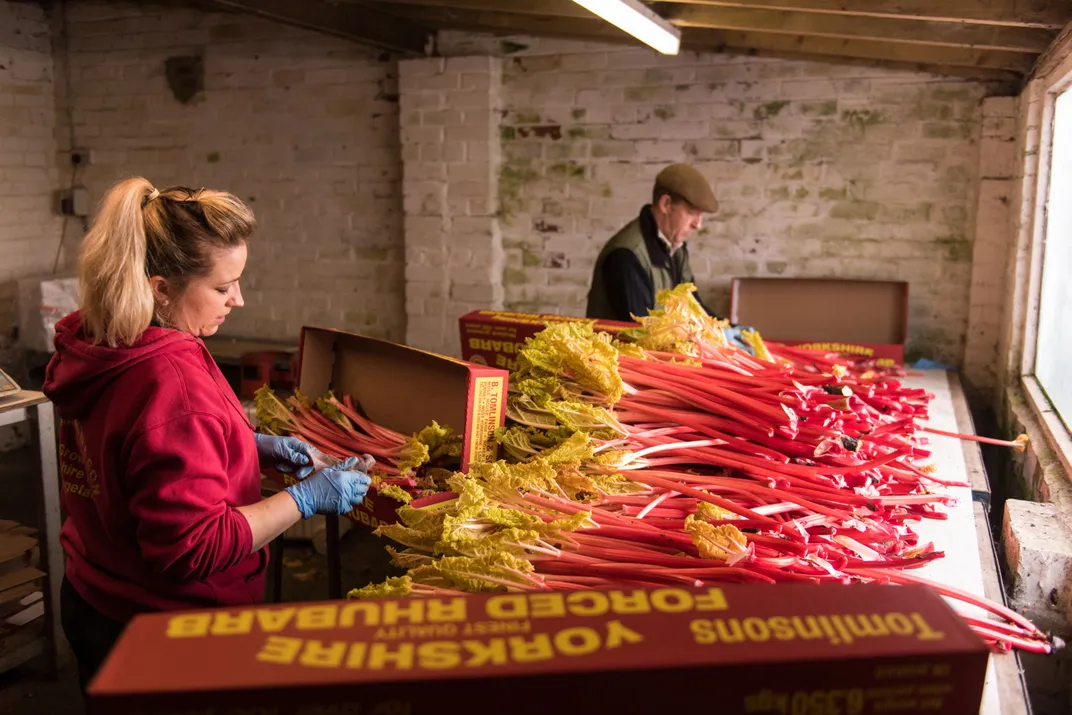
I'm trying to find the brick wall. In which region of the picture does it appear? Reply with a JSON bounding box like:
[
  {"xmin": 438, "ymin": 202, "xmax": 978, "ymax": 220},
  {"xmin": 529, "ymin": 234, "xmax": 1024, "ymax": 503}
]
[
  {"xmin": 991, "ymin": 30, "xmax": 1072, "ymax": 714},
  {"xmin": 0, "ymin": 0, "xmax": 63, "ymax": 380},
  {"xmin": 998, "ymin": 80, "xmax": 1045, "ymax": 409},
  {"xmin": 0, "ymin": 8, "xmax": 1013, "ymax": 370},
  {"xmin": 61, "ymin": 1, "xmax": 406, "ymax": 343},
  {"xmin": 994, "ymin": 30, "xmax": 1072, "ymax": 502},
  {"xmin": 399, "ymin": 56, "xmax": 503, "ymax": 356},
  {"xmin": 963, "ymin": 96, "xmax": 1017, "ymax": 400},
  {"xmin": 439, "ymin": 31, "xmax": 996, "ymax": 367}
]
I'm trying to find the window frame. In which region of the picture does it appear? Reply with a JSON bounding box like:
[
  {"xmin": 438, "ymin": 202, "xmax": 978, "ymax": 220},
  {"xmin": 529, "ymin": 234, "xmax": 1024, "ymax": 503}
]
[{"xmin": 1020, "ymin": 67, "xmax": 1072, "ymax": 478}]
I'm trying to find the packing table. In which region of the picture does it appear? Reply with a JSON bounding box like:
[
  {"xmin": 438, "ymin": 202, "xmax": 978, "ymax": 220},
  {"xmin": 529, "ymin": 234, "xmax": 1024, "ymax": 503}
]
[
  {"xmin": 289, "ymin": 367, "xmax": 1034, "ymax": 713},
  {"xmin": 201, "ymin": 353, "xmax": 1037, "ymax": 713},
  {"xmin": 907, "ymin": 370, "xmax": 1030, "ymax": 715}
]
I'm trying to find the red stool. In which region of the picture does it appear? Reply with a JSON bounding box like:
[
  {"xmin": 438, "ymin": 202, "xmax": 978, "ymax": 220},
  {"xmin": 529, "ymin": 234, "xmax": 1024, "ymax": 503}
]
[{"xmin": 240, "ymin": 351, "xmax": 296, "ymax": 400}]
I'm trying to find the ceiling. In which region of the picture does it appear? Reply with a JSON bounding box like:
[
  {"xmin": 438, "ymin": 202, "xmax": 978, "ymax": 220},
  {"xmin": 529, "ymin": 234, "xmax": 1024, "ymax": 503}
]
[{"xmin": 204, "ymin": 0, "xmax": 1072, "ymax": 83}]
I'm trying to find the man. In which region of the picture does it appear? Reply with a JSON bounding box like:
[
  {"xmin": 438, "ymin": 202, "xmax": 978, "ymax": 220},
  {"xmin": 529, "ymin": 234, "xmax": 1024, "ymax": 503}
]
[{"xmin": 586, "ymin": 163, "xmax": 751, "ymax": 348}]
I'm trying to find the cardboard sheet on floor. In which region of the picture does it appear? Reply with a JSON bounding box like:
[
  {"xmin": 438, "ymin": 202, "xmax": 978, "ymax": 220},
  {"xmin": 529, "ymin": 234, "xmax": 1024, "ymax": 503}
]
[
  {"xmin": 0, "ymin": 534, "xmax": 36, "ymax": 566},
  {"xmin": 0, "ymin": 567, "xmax": 45, "ymax": 594}
]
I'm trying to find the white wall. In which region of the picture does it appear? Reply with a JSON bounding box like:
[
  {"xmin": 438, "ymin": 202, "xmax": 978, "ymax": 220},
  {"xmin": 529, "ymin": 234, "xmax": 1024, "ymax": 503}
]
[
  {"xmin": 60, "ymin": 1, "xmax": 407, "ymax": 343},
  {"xmin": 0, "ymin": 0, "xmax": 63, "ymax": 378},
  {"xmin": 438, "ymin": 31, "xmax": 998, "ymax": 367}
]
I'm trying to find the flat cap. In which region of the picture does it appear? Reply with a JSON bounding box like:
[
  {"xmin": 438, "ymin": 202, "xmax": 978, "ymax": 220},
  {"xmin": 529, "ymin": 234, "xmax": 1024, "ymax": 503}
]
[{"xmin": 654, "ymin": 163, "xmax": 719, "ymax": 213}]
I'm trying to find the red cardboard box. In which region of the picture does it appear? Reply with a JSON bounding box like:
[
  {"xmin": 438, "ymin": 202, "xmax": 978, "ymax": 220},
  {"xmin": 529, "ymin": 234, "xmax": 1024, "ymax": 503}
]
[
  {"xmin": 265, "ymin": 327, "xmax": 509, "ymax": 531},
  {"xmin": 88, "ymin": 583, "xmax": 988, "ymax": 715},
  {"xmin": 460, "ymin": 310, "xmax": 635, "ymax": 372},
  {"xmin": 731, "ymin": 278, "xmax": 909, "ymax": 367}
]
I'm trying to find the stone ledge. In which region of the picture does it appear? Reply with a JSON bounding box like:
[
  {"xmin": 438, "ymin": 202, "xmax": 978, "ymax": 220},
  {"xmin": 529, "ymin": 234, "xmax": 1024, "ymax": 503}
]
[{"xmin": 1003, "ymin": 498, "xmax": 1072, "ymax": 634}]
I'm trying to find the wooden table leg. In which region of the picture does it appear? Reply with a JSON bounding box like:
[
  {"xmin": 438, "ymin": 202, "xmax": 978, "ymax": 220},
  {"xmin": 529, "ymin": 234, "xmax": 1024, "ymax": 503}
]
[
  {"xmin": 325, "ymin": 514, "xmax": 341, "ymax": 599},
  {"xmin": 32, "ymin": 401, "xmax": 67, "ymax": 675},
  {"xmin": 270, "ymin": 536, "xmax": 284, "ymax": 603}
]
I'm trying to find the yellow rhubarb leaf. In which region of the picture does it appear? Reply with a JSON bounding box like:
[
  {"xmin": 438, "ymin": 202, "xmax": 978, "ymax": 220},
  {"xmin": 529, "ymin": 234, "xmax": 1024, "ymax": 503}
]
[{"xmin": 685, "ymin": 513, "xmax": 747, "ymax": 561}]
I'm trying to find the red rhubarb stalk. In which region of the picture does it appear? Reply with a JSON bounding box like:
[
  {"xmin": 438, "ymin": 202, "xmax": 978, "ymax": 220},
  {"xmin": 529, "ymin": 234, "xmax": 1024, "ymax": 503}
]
[
  {"xmin": 921, "ymin": 427, "xmax": 1028, "ymax": 452},
  {"xmin": 846, "ymin": 567, "xmax": 1044, "ymax": 637}
]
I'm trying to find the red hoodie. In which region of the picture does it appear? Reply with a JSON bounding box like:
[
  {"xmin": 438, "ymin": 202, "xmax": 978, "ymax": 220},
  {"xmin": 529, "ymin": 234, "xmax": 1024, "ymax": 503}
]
[{"xmin": 44, "ymin": 311, "xmax": 266, "ymax": 622}]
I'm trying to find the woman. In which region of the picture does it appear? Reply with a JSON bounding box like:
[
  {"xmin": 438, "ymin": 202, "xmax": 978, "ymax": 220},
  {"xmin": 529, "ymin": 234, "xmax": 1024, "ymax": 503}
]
[{"xmin": 43, "ymin": 177, "xmax": 370, "ymax": 690}]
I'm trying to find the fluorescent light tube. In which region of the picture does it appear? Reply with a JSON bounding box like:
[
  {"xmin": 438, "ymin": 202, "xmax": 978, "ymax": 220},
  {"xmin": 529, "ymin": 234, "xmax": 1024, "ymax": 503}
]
[{"xmin": 572, "ymin": 0, "xmax": 681, "ymax": 55}]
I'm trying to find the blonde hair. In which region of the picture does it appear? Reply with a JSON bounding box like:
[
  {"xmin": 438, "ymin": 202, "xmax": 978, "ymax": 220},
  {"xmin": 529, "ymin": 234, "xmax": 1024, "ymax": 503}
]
[{"xmin": 78, "ymin": 177, "xmax": 256, "ymax": 346}]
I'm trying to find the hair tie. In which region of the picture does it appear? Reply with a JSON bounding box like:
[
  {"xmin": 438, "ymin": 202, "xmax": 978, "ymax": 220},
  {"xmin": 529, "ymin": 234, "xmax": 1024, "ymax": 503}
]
[{"xmin": 147, "ymin": 188, "xmax": 160, "ymax": 201}]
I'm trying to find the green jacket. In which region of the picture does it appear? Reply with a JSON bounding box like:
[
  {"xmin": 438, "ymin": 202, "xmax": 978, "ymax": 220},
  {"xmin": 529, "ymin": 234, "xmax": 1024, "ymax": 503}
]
[{"xmin": 586, "ymin": 205, "xmax": 705, "ymax": 321}]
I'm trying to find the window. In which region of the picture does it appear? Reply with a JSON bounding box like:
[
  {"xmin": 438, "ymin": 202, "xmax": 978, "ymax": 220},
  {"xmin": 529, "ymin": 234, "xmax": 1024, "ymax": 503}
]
[{"xmin": 1034, "ymin": 87, "xmax": 1072, "ymax": 432}]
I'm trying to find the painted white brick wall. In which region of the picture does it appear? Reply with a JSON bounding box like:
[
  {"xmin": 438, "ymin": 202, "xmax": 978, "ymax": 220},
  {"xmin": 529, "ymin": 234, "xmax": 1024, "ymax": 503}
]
[
  {"xmin": 0, "ymin": 0, "xmax": 63, "ymax": 368},
  {"xmin": 399, "ymin": 56, "xmax": 503, "ymax": 356},
  {"xmin": 440, "ymin": 31, "xmax": 995, "ymax": 367},
  {"xmin": 993, "ymin": 36, "xmax": 1072, "ymax": 710},
  {"xmin": 964, "ymin": 96, "xmax": 1017, "ymax": 398},
  {"xmin": 61, "ymin": 1, "xmax": 406, "ymax": 343},
  {"xmin": 1, "ymin": 8, "xmax": 1009, "ymax": 372}
]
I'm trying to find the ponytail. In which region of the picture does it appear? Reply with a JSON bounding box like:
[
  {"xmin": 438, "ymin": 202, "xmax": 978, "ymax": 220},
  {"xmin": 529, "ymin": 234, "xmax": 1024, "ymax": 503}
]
[
  {"xmin": 77, "ymin": 177, "xmax": 256, "ymax": 347},
  {"xmin": 78, "ymin": 177, "xmax": 156, "ymax": 347}
]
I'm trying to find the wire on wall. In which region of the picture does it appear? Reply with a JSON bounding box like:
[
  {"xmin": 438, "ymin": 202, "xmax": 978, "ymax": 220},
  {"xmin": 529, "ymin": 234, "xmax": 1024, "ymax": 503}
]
[{"xmin": 52, "ymin": 0, "xmax": 83, "ymax": 275}]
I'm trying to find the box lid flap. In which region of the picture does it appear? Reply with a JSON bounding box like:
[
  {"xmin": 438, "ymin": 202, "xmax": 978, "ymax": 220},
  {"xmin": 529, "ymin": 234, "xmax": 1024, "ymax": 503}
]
[
  {"xmin": 730, "ymin": 278, "xmax": 908, "ymax": 344},
  {"xmin": 299, "ymin": 328, "xmax": 478, "ymax": 438}
]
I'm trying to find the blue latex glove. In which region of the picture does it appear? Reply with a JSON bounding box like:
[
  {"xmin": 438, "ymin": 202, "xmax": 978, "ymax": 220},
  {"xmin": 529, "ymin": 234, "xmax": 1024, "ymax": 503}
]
[
  {"xmin": 254, "ymin": 433, "xmax": 313, "ymax": 479},
  {"xmin": 912, "ymin": 358, "xmax": 955, "ymax": 371},
  {"xmin": 285, "ymin": 457, "xmax": 372, "ymax": 519},
  {"xmin": 723, "ymin": 325, "xmax": 756, "ymax": 356}
]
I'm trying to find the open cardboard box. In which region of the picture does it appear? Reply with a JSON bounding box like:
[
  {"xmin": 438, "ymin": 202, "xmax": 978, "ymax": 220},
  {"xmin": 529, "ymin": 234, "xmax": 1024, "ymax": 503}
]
[
  {"xmin": 87, "ymin": 582, "xmax": 988, "ymax": 714},
  {"xmin": 730, "ymin": 278, "xmax": 909, "ymax": 367},
  {"xmin": 460, "ymin": 310, "xmax": 636, "ymax": 372},
  {"xmin": 264, "ymin": 327, "xmax": 509, "ymax": 532},
  {"xmin": 0, "ymin": 367, "xmax": 19, "ymax": 398}
]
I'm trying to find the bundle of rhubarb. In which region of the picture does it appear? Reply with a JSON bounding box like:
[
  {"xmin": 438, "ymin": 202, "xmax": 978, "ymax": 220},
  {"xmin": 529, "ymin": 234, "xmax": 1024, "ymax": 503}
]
[
  {"xmin": 255, "ymin": 386, "xmax": 462, "ymax": 501},
  {"xmin": 350, "ymin": 286, "xmax": 1054, "ymax": 655}
]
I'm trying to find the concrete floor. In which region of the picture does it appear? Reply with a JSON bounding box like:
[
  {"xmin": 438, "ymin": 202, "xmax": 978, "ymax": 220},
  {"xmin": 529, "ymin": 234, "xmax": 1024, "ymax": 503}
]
[{"xmin": 0, "ymin": 445, "xmax": 402, "ymax": 715}]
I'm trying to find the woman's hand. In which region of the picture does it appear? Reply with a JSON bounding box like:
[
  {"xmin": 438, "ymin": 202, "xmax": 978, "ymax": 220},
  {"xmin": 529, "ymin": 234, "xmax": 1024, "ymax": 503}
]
[
  {"xmin": 284, "ymin": 457, "xmax": 372, "ymax": 520},
  {"xmin": 254, "ymin": 433, "xmax": 313, "ymax": 478}
]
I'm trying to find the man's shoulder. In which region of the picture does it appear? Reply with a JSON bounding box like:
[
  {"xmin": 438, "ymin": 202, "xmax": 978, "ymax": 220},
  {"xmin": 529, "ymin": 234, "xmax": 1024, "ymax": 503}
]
[
  {"xmin": 604, "ymin": 217, "xmax": 645, "ymax": 249},
  {"xmin": 604, "ymin": 247, "xmax": 642, "ymax": 266}
]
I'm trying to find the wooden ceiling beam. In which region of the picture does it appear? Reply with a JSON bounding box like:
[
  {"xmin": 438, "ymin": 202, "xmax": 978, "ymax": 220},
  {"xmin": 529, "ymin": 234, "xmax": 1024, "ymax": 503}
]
[
  {"xmin": 689, "ymin": 45, "xmax": 1023, "ymax": 84},
  {"xmin": 655, "ymin": 1, "xmax": 1071, "ymax": 29},
  {"xmin": 204, "ymin": 0, "xmax": 432, "ymax": 53},
  {"xmin": 381, "ymin": 5, "xmax": 1029, "ymax": 79},
  {"xmin": 683, "ymin": 27, "xmax": 1036, "ymax": 72},
  {"xmin": 660, "ymin": 4, "xmax": 1054, "ymax": 52},
  {"xmin": 1031, "ymin": 25, "xmax": 1072, "ymax": 79},
  {"xmin": 376, "ymin": 6, "xmax": 639, "ymax": 43},
  {"xmin": 360, "ymin": 0, "xmax": 593, "ymax": 18}
]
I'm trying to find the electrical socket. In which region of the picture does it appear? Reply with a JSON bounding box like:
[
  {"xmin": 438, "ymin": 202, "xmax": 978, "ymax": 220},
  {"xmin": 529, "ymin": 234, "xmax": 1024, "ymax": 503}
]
[{"xmin": 70, "ymin": 148, "xmax": 93, "ymax": 166}]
